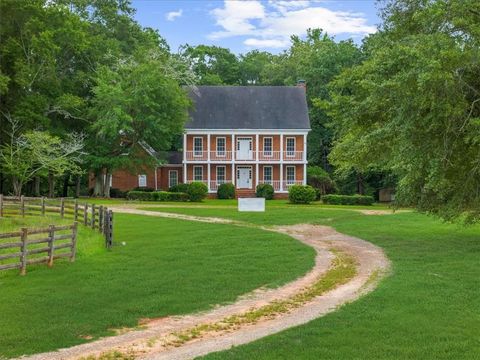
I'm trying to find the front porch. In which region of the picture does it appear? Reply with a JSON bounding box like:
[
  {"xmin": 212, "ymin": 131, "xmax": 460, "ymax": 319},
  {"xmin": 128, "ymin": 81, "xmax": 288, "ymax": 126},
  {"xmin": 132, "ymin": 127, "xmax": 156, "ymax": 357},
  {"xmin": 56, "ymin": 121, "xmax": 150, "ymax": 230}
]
[{"xmin": 184, "ymin": 164, "xmax": 306, "ymax": 194}]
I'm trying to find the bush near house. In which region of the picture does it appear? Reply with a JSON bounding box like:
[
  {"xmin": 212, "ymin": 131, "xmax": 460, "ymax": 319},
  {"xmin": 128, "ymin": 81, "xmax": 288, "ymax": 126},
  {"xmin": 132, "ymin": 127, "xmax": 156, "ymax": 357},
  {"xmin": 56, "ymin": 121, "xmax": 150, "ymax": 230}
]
[
  {"xmin": 169, "ymin": 183, "xmax": 189, "ymax": 193},
  {"xmin": 109, "ymin": 188, "xmax": 126, "ymax": 198},
  {"xmin": 256, "ymin": 183, "xmax": 275, "ymax": 200},
  {"xmin": 131, "ymin": 187, "xmax": 155, "ymax": 192},
  {"xmin": 126, "ymin": 191, "xmax": 189, "ymax": 201},
  {"xmin": 322, "ymin": 194, "xmax": 374, "ymax": 206},
  {"xmin": 217, "ymin": 183, "xmax": 235, "ymax": 199},
  {"xmin": 288, "ymin": 185, "xmax": 316, "ymax": 204},
  {"xmin": 187, "ymin": 182, "xmax": 208, "ymax": 202}
]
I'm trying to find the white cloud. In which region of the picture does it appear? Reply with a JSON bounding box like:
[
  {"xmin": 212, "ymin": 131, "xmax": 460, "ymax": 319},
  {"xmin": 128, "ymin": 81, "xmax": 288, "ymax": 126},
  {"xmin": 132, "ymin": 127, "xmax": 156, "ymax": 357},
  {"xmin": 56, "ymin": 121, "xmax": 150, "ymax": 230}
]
[
  {"xmin": 244, "ymin": 38, "xmax": 289, "ymax": 48},
  {"xmin": 166, "ymin": 9, "xmax": 183, "ymax": 21},
  {"xmin": 209, "ymin": 0, "xmax": 265, "ymax": 39},
  {"xmin": 209, "ymin": 0, "xmax": 377, "ymax": 49}
]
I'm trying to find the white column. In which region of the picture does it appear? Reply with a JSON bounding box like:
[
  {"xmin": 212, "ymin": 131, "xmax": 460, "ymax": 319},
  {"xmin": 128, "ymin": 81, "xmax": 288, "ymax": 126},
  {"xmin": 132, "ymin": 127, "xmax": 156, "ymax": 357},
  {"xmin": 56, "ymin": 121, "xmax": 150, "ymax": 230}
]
[
  {"xmin": 207, "ymin": 134, "xmax": 211, "ymax": 191},
  {"xmin": 231, "ymin": 134, "xmax": 235, "ymax": 185},
  {"xmin": 255, "ymin": 133, "xmax": 259, "ymax": 161},
  {"xmin": 303, "ymin": 133, "xmax": 307, "ymax": 185},
  {"xmin": 280, "ymin": 134, "xmax": 284, "ymax": 191},
  {"xmin": 255, "ymin": 163, "xmax": 259, "ymax": 188},
  {"xmin": 183, "ymin": 133, "xmax": 187, "ymax": 183},
  {"xmin": 154, "ymin": 166, "xmax": 158, "ymax": 190}
]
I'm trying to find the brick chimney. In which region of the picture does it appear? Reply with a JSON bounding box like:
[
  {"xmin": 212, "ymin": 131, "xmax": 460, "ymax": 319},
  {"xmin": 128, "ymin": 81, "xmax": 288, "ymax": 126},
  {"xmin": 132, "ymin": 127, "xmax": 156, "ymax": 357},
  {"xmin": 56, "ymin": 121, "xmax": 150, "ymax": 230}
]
[{"xmin": 296, "ymin": 79, "xmax": 306, "ymax": 91}]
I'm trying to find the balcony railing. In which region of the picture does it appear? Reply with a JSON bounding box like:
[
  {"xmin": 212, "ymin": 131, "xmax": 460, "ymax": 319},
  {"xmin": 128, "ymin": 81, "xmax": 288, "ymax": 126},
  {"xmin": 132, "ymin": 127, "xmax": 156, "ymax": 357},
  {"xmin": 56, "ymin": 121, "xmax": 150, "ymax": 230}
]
[
  {"xmin": 185, "ymin": 150, "xmax": 304, "ymax": 162},
  {"xmin": 258, "ymin": 180, "xmax": 281, "ymax": 191}
]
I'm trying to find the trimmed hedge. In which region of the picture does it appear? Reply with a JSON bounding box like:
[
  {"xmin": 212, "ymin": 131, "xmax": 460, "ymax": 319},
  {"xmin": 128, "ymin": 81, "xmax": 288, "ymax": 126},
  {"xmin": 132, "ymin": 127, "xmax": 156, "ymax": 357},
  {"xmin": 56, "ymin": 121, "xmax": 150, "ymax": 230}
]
[
  {"xmin": 256, "ymin": 183, "xmax": 274, "ymax": 200},
  {"xmin": 131, "ymin": 187, "xmax": 155, "ymax": 192},
  {"xmin": 322, "ymin": 194, "xmax": 374, "ymax": 206},
  {"xmin": 187, "ymin": 182, "xmax": 208, "ymax": 202},
  {"xmin": 288, "ymin": 185, "xmax": 316, "ymax": 204},
  {"xmin": 127, "ymin": 191, "xmax": 154, "ymax": 201},
  {"xmin": 217, "ymin": 183, "xmax": 235, "ymax": 199},
  {"xmin": 169, "ymin": 183, "xmax": 189, "ymax": 193},
  {"xmin": 127, "ymin": 190, "xmax": 189, "ymax": 201}
]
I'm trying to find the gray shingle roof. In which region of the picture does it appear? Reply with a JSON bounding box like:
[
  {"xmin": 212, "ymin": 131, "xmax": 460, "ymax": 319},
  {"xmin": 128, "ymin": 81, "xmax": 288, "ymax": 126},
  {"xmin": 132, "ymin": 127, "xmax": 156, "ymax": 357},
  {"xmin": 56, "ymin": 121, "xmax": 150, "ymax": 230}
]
[{"xmin": 185, "ymin": 86, "xmax": 310, "ymax": 130}]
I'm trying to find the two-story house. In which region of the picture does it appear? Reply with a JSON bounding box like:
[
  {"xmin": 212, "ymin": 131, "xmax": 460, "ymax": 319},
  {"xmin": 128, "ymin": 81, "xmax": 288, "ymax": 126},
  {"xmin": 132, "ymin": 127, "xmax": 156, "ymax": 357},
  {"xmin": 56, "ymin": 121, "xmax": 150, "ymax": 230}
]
[
  {"xmin": 93, "ymin": 85, "xmax": 310, "ymax": 198},
  {"xmin": 183, "ymin": 85, "xmax": 310, "ymax": 198}
]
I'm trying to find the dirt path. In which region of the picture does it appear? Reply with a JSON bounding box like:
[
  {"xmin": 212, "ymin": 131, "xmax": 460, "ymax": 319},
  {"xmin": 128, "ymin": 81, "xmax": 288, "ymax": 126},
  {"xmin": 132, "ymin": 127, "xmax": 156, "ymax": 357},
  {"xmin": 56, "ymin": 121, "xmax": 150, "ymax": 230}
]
[{"xmin": 19, "ymin": 208, "xmax": 390, "ymax": 360}]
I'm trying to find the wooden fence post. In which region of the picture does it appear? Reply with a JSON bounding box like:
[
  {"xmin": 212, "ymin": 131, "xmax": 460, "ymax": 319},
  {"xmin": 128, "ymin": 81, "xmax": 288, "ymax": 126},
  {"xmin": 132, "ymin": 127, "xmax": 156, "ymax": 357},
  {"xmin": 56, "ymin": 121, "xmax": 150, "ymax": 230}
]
[
  {"xmin": 47, "ymin": 224, "xmax": 55, "ymax": 267},
  {"xmin": 41, "ymin": 196, "xmax": 45, "ymax": 216},
  {"xmin": 71, "ymin": 222, "xmax": 78, "ymax": 262},
  {"xmin": 83, "ymin": 203, "xmax": 88, "ymax": 226},
  {"xmin": 20, "ymin": 195, "xmax": 25, "ymax": 217},
  {"xmin": 60, "ymin": 198, "xmax": 65, "ymax": 218},
  {"xmin": 74, "ymin": 200, "xmax": 78, "ymax": 222},
  {"xmin": 20, "ymin": 227, "xmax": 28, "ymax": 275},
  {"xmin": 106, "ymin": 210, "xmax": 113, "ymax": 248},
  {"xmin": 91, "ymin": 204, "xmax": 96, "ymax": 229},
  {"xmin": 98, "ymin": 205, "xmax": 104, "ymax": 232},
  {"xmin": 0, "ymin": 194, "xmax": 3, "ymax": 217},
  {"xmin": 103, "ymin": 207, "xmax": 108, "ymax": 235}
]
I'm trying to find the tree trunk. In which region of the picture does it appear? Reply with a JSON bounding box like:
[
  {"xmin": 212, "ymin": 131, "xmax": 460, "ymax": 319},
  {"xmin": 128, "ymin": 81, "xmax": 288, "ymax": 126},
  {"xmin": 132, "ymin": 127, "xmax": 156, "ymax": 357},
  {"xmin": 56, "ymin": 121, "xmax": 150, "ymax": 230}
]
[
  {"xmin": 104, "ymin": 172, "xmax": 111, "ymax": 198},
  {"xmin": 34, "ymin": 176, "xmax": 41, "ymax": 197},
  {"xmin": 93, "ymin": 170, "xmax": 104, "ymax": 197},
  {"xmin": 75, "ymin": 175, "xmax": 81, "ymax": 198},
  {"xmin": 356, "ymin": 172, "xmax": 365, "ymax": 195},
  {"xmin": 12, "ymin": 176, "xmax": 22, "ymax": 197},
  {"xmin": 62, "ymin": 175, "xmax": 69, "ymax": 197},
  {"xmin": 48, "ymin": 172, "xmax": 55, "ymax": 198}
]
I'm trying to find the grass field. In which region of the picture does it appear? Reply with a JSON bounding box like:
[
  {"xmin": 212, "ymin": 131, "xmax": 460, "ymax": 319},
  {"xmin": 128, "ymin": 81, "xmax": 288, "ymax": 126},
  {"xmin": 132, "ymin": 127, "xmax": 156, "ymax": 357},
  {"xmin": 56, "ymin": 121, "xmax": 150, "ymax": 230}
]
[
  {"xmin": 136, "ymin": 206, "xmax": 480, "ymax": 359},
  {"xmin": 0, "ymin": 214, "xmax": 314, "ymax": 358}
]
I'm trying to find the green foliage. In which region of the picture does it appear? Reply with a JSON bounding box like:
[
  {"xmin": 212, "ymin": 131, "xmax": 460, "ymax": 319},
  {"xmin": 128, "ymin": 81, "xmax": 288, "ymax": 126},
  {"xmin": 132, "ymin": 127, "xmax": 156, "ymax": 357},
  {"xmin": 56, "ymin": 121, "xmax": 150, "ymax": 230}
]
[
  {"xmin": 327, "ymin": 0, "xmax": 480, "ymax": 222},
  {"xmin": 288, "ymin": 185, "xmax": 317, "ymax": 204},
  {"xmin": 153, "ymin": 191, "xmax": 189, "ymax": 202},
  {"xmin": 109, "ymin": 188, "xmax": 126, "ymax": 198},
  {"xmin": 321, "ymin": 194, "xmax": 374, "ymax": 206},
  {"xmin": 131, "ymin": 187, "xmax": 155, "ymax": 192},
  {"xmin": 169, "ymin": 183, "xmax": 189, "ymax": 193},
  {"xmin": 307, "ymin": 166, "xmax": 336, "ymax": 198},
  {"xmin": 256, "ymin": 183, "xmax": 275, "ymax": 200},
  {"xmin": 187, "ymin": 182, "xmax": 208, "ymax": 202},
  {"xmin": 217, "ymin": 183, "xmax": 235, "ymax": 199},
  {"xmin": 126, "ymin": 191, "xmax": 154, "ymax": 201}
]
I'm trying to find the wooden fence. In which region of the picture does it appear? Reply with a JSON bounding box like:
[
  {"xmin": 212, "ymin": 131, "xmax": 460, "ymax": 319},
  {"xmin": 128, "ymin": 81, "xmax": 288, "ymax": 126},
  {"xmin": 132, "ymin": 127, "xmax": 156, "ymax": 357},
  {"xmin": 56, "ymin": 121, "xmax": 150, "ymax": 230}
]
[
  {"xmin": 0, "ymin": 222, "xmax": 78, "ymax": 275},
  {"xmin": 0, "ymin": 195, "xmax": 113, "ymax": 248}
]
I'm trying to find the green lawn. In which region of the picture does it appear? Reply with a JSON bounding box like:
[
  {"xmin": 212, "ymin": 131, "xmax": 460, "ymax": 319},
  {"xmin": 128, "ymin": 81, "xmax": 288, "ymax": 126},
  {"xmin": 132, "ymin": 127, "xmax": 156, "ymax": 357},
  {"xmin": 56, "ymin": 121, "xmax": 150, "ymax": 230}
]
[
  {"xmin": 0, "ymin": 214, "xmax": 314, "ymax": 358},
  {"xmin": 136, "ymin": 207, "xmax": 479, "ymax": 359}
]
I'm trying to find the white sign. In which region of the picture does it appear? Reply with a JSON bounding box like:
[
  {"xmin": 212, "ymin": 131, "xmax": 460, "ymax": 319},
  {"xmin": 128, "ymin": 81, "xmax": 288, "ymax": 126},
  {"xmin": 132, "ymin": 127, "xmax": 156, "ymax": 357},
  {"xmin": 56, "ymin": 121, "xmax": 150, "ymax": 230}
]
[{"xmin": 238, "ymin": 198, "xmax": 265, "ymax": 212}]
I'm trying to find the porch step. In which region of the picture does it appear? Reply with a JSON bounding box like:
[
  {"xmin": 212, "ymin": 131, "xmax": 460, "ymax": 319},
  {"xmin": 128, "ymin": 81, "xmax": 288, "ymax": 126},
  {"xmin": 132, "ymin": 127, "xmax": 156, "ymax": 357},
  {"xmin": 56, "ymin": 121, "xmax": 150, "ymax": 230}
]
[{"xmin": 235, "ymin": 189, "xmax": 256, "ymax": 198}]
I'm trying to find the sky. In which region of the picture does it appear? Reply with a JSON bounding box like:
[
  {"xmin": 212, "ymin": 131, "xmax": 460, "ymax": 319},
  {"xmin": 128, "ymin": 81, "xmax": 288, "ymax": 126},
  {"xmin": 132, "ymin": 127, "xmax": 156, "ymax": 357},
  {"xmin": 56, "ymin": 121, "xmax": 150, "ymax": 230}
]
[{"xmin": 131, "ymin": 0, "xmax": 380, "ymax": 54}]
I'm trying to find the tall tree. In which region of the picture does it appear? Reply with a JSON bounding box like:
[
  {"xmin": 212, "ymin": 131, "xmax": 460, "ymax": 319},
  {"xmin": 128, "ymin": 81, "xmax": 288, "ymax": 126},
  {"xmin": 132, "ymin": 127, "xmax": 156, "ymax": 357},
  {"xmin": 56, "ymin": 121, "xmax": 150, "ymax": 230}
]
[{"xmin": 328, "ymin": 0, "xmax": 480, "ymax": 222}]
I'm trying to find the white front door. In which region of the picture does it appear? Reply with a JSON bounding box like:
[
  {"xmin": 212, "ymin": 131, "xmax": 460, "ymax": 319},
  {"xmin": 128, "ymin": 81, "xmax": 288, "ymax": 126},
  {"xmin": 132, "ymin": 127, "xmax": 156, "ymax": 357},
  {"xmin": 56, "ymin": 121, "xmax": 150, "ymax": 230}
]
[
  {"xmin": 237, "ymin": 167, "xmax": 252, "ymax": 189},
  {"xmin": 237, "ymin": 138, "xmax": 252, "ymax": 160}
]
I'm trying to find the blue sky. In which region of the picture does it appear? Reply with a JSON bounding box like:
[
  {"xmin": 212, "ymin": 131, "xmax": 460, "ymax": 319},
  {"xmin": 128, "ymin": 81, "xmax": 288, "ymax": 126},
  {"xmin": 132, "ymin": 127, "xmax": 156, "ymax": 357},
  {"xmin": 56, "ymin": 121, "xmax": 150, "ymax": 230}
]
[{"xmin": 131, "ymin": 0, "xmax": 380, "ymax": 54}]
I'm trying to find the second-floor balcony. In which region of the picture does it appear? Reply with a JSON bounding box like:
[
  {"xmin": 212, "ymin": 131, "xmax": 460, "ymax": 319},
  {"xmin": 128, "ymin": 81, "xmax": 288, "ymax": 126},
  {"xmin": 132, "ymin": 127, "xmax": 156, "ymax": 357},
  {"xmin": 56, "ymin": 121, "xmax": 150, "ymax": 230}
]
[{"xmin": 185, "ymin": 151, "xmax": 304, "ymax": 162}]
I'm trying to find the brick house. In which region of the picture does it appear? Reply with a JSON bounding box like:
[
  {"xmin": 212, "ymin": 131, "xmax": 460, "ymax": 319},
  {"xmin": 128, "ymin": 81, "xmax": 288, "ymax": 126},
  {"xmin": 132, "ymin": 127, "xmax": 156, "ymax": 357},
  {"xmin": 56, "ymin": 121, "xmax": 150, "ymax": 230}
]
[{"xmin": 97, "ymin": 85, "xmax": 310, "ymax": 198}]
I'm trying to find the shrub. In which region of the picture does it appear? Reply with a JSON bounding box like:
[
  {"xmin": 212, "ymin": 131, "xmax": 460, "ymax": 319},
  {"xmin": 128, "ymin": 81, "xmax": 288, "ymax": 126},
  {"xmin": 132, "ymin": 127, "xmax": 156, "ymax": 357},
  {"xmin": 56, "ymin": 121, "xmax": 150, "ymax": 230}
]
[
  {"xmin": 153, "ymin": 191, "xmax": 189, "ymax": 202},
  {"xmin": 307, "ymin": 166, "xmax": 336, "ymax": 199},
  {"xmin": 109, "ymin": 188, "xmax": 126, "ymax": 198},
  {"xmin": 256, "ymin": 183, "xmax": 274, "ymax": 200},
  {"xmin": 126, "ymin": 191, "xmax": 154, "ymax": 201},
  {"xmin": 131, "ymin": 187, "xmax": 155, "ymax": 192},
  {"xmin": 169, "ymin": 183, "xmax": 189, "ymax": 193},
  {"xmin": 288, "ymin": 185, "xmax": 316, "ymax": 204},
  {"xmin": 217, "ymin": 183, "xmax": 235, "ymax": 199},
  {"xmin": 322, "ymin": 194, "xmax": 374, "ymax": 206},
  {"xmin": 187, "ymin": 182, "xmax": 208, "ymax": 202}
]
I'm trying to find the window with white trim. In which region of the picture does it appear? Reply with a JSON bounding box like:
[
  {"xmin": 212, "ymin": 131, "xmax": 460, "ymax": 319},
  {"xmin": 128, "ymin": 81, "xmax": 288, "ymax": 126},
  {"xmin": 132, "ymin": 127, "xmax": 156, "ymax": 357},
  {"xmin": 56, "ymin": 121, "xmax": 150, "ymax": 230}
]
[
  {"xmin": 263, "ymin": 137, "xmax": 272, "ymax": 156},
  {"xmin": 263, "ymin": 166, "xmax": 272, "ymax": 184},
  {"xmin": 286, "ymin": 137, "xmax": 295, "ymax": 156},
  {"xmin": 138, "ymin": 174, "xmax": 147, "ymax": 187},
  {"xmin": 193, "ymin": 166, "xmax": 203, "ymax": 181},
  {"xmin": 286, "ymin": 166, "xmax": 295, "ymax": 185},
  {"xmin": 168, "ymin": 170, "xmax": 178, "ymax": 188},
  {"xmin": 193, "ymin": 137, "xmax": 203, "ymax": 156},
  {"xmin": 216, "ymin": 137, "xmax": 226, "ymax": 156},
  {"xmin": 216, "ymin": 166, "xmax": 226, "ymax": 184}
]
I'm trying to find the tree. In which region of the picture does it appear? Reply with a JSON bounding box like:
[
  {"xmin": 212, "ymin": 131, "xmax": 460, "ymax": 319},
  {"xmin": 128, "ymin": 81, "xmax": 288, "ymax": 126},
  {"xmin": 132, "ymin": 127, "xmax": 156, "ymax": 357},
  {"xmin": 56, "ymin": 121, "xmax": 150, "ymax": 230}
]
[
  {"xmin": 328, "ymin": 0, "xmax": 480, "ymax": 222},
  {"xmin": 238, "ymin": 50, "xmax": 276, "ymax": 85},
  {"xmin": 88, "ymin": 50, "xmax": 191, "ymax": 197},
  {"xmin": 180, "ymin": 44, "xmax": 240, "ymax": 85},
  {"xmin": 0, "ymin": 117, "xmax": 84, "ymax": 196}
]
